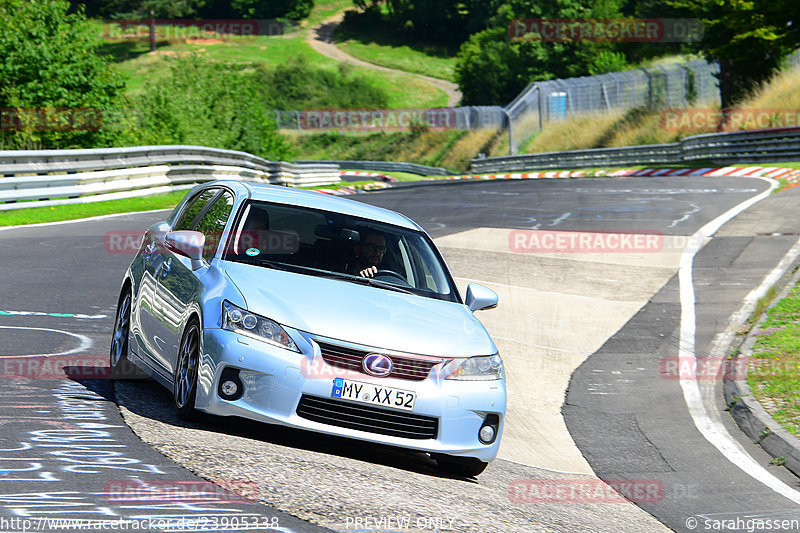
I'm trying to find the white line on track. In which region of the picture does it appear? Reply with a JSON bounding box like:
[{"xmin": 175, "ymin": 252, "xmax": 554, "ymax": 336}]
[
  {"xmin": 0, "ymin": 325, "xmax": 93, "ymax": 358},
  {"xmin": 0, "ymin": 310, "xmax": 107, "ymax": 319},
  {"xmin": 678, "ymin": 177, "xmax": 800, "ymax": 504}
]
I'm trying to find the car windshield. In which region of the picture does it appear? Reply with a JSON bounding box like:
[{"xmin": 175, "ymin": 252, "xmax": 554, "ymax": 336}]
[{"xmin": 222, "ymin": 200, "xmax": 459, "ymax": 302}]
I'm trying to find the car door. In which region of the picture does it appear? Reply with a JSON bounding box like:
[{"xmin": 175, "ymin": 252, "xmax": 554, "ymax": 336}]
[
  {"xmin": 155, "ymin": 188, "xmax": 235, "ymax": 376},
  {"xmin": 143, "ymin": 188, "xmax": 220, "ymax": 378}
]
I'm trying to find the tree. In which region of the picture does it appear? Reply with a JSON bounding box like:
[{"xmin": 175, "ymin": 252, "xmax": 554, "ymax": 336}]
[
  {"xmin": 68, "ymin": 0, "xmax": 200, "ymax": 18},
  {"xmin": 353, "ymin": 0, "xmax": 498, "ymax": 45},
  {"xmin": 0, "ymin": 0, "xmax": 125, "ymax": 149},
  {"xmin": 670, "ymin": 0, "xmax": 800, "ymax": 106},
  {"xmin": 455, "ymin": 0, "xmax": 627, "ymax": 105},
  {"xmin": 122, "ymin": 56, "xmax": 289, "ymax": 159},
  {"xmin": 228, "ymin": 0, "xmax": 313, "ymax": 20}
]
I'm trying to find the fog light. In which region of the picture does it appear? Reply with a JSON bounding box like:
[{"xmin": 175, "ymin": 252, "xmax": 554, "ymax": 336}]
[
  {"xmin": 218, "ymin": 368, "xmax": 243, "ymax": 401},
  {"xmin": 478, "ymin": 414, "xmax": 500, "ymax": 444},
  {"xmin": 221, "ymin": 380, "xmax": 238, "ymax": 397}
]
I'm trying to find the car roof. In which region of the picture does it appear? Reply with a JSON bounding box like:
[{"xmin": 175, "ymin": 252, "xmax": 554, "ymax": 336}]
[{"xmin": 220, "ymin": 180, "xmax": 422, "ymax": 231}]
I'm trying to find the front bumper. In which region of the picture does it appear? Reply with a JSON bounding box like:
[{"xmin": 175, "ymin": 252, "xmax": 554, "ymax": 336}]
[{"xmin": 195, "ymin": 328, "xmax": 507, "ymax": 462}]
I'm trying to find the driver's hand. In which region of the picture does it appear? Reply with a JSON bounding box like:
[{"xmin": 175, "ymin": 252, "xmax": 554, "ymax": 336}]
[{"xmin": 359, "ymin": 266, "xmax": 377, "ymax": 278}]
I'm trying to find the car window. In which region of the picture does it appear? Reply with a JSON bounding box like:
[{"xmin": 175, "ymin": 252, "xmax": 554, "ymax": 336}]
[
  {"xmin": 224, "ymin": 200, "xmax": 458, "ymax": 302},
  {"xmin": 195, "ymin": 190, "xmax": 235, "ymax": 261},
  {"xmin": 173, "ymin": 189, "xmax": 218, "ymax": 232}
]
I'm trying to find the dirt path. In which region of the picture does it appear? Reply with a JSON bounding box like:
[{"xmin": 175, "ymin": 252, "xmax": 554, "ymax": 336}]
[{"xmin": 306, "ymin": 12, "xmax": 462, "ymax": 107}]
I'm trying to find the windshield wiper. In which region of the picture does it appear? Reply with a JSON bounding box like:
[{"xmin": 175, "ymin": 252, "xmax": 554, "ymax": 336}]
[
  {"xmin": 343, "ymin": 275, "xmax": 414, "ymax": 294},
  {"xmin": 239, "ymin": 259, "xmax": 413, "ymax": 294},
  {"xmin": 303, "ymin": 270, "xmax": 413, "ymax": 294}
]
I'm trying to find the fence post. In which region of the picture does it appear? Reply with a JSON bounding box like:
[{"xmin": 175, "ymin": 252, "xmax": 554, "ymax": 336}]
[
  {"xmin": 658, "ymin": 65, "xmax": 670, "ymax": 107},
  {"xmin": 504, "ymin": 109, "xmax": 514, "ymax": 156},
  {"xmin": 537, "ymin": 86, "xmax": 544, "ymax": 131},
  {"xmin": 678, "ymin": 64, "xmax": 689, "ymax": 107},
  {"xmin": 640, "ymin": 67, "xmax": 653, "ymax": 108}
]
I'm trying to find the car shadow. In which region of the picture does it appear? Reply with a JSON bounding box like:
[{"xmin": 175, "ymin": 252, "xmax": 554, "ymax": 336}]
[{"xmin": 112, "ymin": 377, "xmax": 481, "ymax": 483}]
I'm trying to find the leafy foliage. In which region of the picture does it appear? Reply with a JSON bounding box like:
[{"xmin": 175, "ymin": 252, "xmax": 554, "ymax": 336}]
[
  {"xmin": 114, "ymin": 56, "xmax": 290, "ymax": 159},
  {"xmin": 0, "ymin": 0, "xmax": 125, "ymax": 149},
  {"xmin": 77, "ymin": 0, "xmax": 198, "ymax": 18},
  {"xmin": 70, "ymin": 0, "xmax": 315, "ymax": 20},
  {"xmin": 588, "ymin": 50, "xmax": 629, "ymax": 75},
  {"xmin": 353, "ymin": 0, "xmax": 495, "ymax": 45},
  {"xmin": 668, "ymin": 0, "xmax": 800, "ymax": 106},
  {"xmin": 455, "ymin": 0, "xmax": 627, "ymax": 105},
  {"xmin": 259, "ymin": 56, "xmax": 389, "ymax": 110}
]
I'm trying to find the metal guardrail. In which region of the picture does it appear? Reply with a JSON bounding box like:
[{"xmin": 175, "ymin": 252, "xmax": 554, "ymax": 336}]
[
  {"xmin": 0, "ymin": 145, "xmax": 341, "ymax": 210},
  {"xmin": 471, "ymin": 127, "xmax": 800, "ymax": 172},
  {"xmin": 294, "ymin": 160, "xmax": 456, "ymax": 176}
]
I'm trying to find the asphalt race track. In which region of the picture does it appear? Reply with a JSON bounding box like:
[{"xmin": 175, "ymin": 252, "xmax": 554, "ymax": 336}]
[{"xmin": 1, "ymin": 175, "xmax": 799, "ymax": 532}]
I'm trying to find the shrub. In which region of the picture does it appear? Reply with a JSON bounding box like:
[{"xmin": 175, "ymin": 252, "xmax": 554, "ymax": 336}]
[{"xmin": 116, "ymin": 56, "xmax": 289, "ymax": 159}]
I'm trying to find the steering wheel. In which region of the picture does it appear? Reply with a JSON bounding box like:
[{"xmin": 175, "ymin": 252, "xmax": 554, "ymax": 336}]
[{"xmin": 373, "ymin": 269, "xmax": 410, "ymax": 285}]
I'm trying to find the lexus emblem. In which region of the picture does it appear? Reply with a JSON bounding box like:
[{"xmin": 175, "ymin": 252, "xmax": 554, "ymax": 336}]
[{"xmin": 363, "ymin": 353, "xmax": 393, "ymax": 377}]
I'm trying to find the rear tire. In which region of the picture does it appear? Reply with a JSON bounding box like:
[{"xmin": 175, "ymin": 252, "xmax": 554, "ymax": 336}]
[
  {"xmin": 174, "ymin": 319, "xmax": 201, "ymax": 420},
  {"xmin": 434, "ymin": 455, "xmax": 488, "ymax": 477}
]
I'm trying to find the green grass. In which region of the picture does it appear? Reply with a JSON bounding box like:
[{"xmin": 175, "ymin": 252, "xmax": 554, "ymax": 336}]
[
  {"xmin": 304, "ymin": 0, "xmax": 354, "ymax": 28},
  {"xmin": 0, "ymin": 191, "xmax": 187, "ymax": 227},
  {"xmin": 95, "ymin": 18, "xmax": 448, "ymax": 108},
  {"xmin": 334, "ymin": 27, "xmax": 458, "ymax": 82},
  {"xmin": 747, "ymin": 281, "xmax": 800, "ymax": 435}
]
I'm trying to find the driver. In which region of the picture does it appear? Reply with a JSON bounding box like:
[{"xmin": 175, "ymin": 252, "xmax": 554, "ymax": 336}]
[{"xmin": 353, "ymin": 228, "xmax": 386, "ymax": 278}]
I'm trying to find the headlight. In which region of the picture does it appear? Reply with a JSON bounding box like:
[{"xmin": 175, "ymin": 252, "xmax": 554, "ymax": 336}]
[
  {"xmin": 442, "ymin": 354, "xmax": 505, "ymax": 381},
  {"xmin": 222, "ymin": 301, "xmax": 298, "ymax": 352}
]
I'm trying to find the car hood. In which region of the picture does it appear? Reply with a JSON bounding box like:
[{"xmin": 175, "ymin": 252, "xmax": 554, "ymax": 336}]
[{"xmin": 225, "ymin": 262, "xmax": 497, "ymax": 357}]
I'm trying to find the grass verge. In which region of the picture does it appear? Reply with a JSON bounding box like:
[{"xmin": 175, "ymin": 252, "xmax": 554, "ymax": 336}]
[
  {"xmin": 747, "ymin": 276, "xmax": 800, "ymax": 435},
  {"xmin": 333, "ymin": 27, "xmax": 457, "ymax": 82},
  {"xmin": 0, "ymin": 191, "xmax": 187, "ymax": 227}
]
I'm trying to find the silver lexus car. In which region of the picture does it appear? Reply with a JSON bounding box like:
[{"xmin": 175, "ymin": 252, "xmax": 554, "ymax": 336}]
[{"xmin": 110, "ymin": 180, "xmax": 506, "ymax": 476}]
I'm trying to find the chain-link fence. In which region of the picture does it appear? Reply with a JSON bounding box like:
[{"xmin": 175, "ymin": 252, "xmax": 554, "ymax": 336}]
[
  {"xmin": 505, "ymin": 59, "xmax": 721, "ymax": 154},
  {"xmin": 271, "ymin": 51, "xmax": 800, "ymax": 154},
  {"xmin": 272, "ymin": 107, "xmax": 505, "ymax": 134}
]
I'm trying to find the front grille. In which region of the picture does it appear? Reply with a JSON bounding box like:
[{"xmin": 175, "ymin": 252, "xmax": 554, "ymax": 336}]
[
  {"xmin": 316, "ymin": 340, "xmax": 440, "ymax": 381},
  {"xmin": 296, "ymin": 395, "xmax": 439, "ymax": 440}
]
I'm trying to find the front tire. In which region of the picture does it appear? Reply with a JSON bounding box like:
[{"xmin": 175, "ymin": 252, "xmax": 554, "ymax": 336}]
[
  {"xmin": 174, "ymin": 320, "xmax": 201, "ymax": 420},
  {"xmin": 109, "ymin": 287, "xmax": 132, "ymax": 378}
]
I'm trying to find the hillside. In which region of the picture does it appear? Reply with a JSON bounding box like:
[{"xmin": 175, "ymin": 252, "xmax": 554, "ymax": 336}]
[
  {"xmin": 520, "ymin": 68, "xmax": 800, "ymax": 156},
  {"xmin": 92, "ymin": 1, "xmax": 799, "ymax": 170},
  {"xmin": 100, "ymin": 0, "xmax": 450, "ymax": 109}
]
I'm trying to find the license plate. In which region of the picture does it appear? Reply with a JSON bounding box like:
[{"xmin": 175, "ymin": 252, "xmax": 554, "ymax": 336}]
[{"xmin": 331, "ymin": 378, "xmax": 416, "ymax": 411}]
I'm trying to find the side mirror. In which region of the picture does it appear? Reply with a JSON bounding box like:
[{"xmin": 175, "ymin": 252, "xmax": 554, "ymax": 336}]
[
  {"xmin": 166, "ymin": 231, "xmax": 206, "ymax": 271},
  {"xmin": 465, "ymin": 283, "xmax": 498, "ymax": 312}
]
